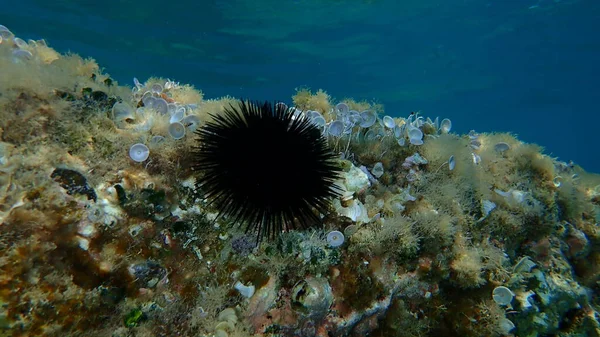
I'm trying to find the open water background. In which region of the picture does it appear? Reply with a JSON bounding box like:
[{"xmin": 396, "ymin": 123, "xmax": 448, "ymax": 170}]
[{"xmin": 1, "ymin": 0, "xmax": 599, "ymax": 171}]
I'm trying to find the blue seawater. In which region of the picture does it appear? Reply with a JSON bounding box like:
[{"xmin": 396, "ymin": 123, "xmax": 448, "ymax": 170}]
[{"xmin": 1, "ymin": 0, "xmax": 598, "ymax": 171}]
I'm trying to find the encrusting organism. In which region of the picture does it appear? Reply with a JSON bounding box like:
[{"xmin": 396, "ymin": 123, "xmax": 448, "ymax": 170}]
[{"xmin": 192, "ymin": 100, "xmax": 342, "ymax": 241}]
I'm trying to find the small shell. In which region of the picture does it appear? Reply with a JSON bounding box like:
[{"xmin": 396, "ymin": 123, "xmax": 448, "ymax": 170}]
[
  {"xmin": 553, "ymin": 176, "xmax": 562, "ymax": 188},
  {"xmin": 448, "ymin": 155, "xmax": 455, "ymax": 171}
]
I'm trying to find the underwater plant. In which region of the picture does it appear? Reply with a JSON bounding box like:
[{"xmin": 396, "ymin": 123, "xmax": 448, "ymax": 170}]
[{"xmin": 192, "ymin": 100, "xmax": 342, "ymax": 241}]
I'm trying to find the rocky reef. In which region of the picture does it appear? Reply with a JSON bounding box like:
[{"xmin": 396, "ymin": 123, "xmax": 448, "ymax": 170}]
[{"xmin": 1, "ymin": 25, "xmax": 600, "ymax": 337}]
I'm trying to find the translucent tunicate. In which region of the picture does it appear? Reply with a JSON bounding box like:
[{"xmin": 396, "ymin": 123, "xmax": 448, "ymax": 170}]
[
  {"xmin": 11, "ymin": 49, "xmax": 33, "ymax": 62},
  {"xmin": 468, "ymin": 130, "xmax": 479, "ymax": 140},
  {"xmin": 382, "ymin": 116, "xmax": 395, "ymax": 129},
  {"xmin": 150, "ymin": 135, "xmax": 165, "ymax": 147},
  {"xmin": 169, "ymin": 108, "xmax": 185, "ymax": 123},
  {"xmin": 394, "ymin": 125, "xmax": 402, "ymax": 138},
  {"xmin": 492, "ymin": 286, "xmax": 514, "ymax": 306},
  {"xmin": 371, "ymin": 162, "xmax": 384, "ymax": 178},
  {"xmin": 472, "ymin": 153, "xmax": 481, "ymax": 165},
  {"xmin": 275, "ymin": 102, "xmax": 288, "ymax": 111},
  {"xmin": 494, "ymin": 142, "xmax": 511, "ymax": 153},
  {"xmin": 407, "ymin": 126, "xmax": 423, "ymax": 145},
  {"xmin": 413, "ymin": 116, "xmax": 424, "ymax": 128},
  {"xmin": 142, "ymin": 95, "xmax": 156, "ymax": 108},
  {"xmin": 481, "ymin": 200, "xmax": 496, "ymax": 216},
  {"xmin": 364, "ymin": 130, "xmax": 377, "ymax": 142},
  {"xmin": 135, "ymin": 115, "xmax": 154, "ymax": 132},
  {"xmin": 513, "ymin": 256, "xmax": 536, "ymax": 273},
  {"xmin": 129, "ymin": 143, "xmax": 150, "ymax": 162},
  {"xmin": 348, "ymin": 110, "xmax": 361, "ymax": 125},
  {"xmin": 440, "ymin": 118, "xmax": 452, "ymax": 134},
  {"xmin": 336, "ymin": 102, "xmax": 349, "ymax": 115},
  {"xmin": 13, "ymin": 37, "xmax": 28, "ymax": 49},
  {"xmin": 167, "ymin": 103, "xmax": 178, "ymax": 115},
  {"xmin": 234, "ymin": 281, "xmax": 255, "ymax": 298},
  {"xmin": 359, "ymin": 110, "xmax": 377, "ymax": 128},
  {"xmin": 307, "ymin": 110, "xmax": 322, "ymax": 120},
  {"xmin": 328, "ymin": 120, "xmax": 344, "ymax": 137},
  {"xmin": 182, "ymin": 115, "xmax": 201, "ymax": 132},
  {"xmin": 153, "ymin": 98, "xmax": 169, "ymax": 115},
  {"xmin": 326, "ymin": 230, "xmax": 345, "ymax": 247},
  {"xmin": 499, "ymin": 318, "xmax": 515, "ymax": 334},
  {"xmin": 344, "ymin": 225, "xmax": 359, "ymax": 237},
  {"xmin": 111, "ymin": 102, "xmax": 135, "ymax": 123},
  {"xmin": 397, "ymin": 138, "xmax": 406, "ymax": 146},
  {"xmin": 168, "ymin": 122, "xmax": 186, "ymax": 139},
  {"xmin": 312, "ymin": 116, "xmax": 326, "ymax": 128},
  {"xmin": 0, "ymin": 25, "xmax": 14, "ymax": 40},
  {"xmin": 151, "ymin": 83, "xmax": 163, "ymax": 94}
]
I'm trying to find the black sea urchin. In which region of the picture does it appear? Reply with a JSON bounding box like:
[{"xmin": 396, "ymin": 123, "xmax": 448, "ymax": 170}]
[{"xmin": 193, "ymin": 100, "xmax": 342, "ymax": 241}]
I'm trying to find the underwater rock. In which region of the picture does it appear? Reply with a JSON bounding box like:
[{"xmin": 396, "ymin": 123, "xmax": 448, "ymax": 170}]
[{"xmin": 51, "ymin": 167, "xmax": 97, "ymax": 201}]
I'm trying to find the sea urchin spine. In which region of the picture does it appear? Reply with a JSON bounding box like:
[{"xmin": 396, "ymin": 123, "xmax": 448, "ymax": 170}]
[{"xmin": 193, "ymin": 100, "xmax": 341, "ymax": 241}]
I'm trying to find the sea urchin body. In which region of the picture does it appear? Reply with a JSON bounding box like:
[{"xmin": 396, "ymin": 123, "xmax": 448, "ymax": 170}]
[{"xmin": 193, "ymin": 100, "xmax": 342, "ymax": 241}]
